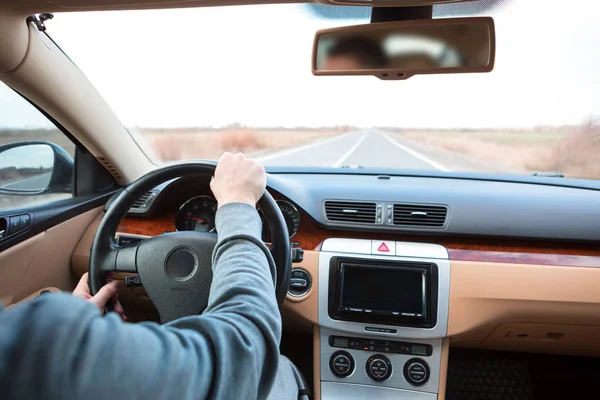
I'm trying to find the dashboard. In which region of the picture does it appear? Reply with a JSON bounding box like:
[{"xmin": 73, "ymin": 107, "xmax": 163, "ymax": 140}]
[
  {"xmin": 75, "ymin": 171, "xmax": 600, "ymax": 400},
  {"xmin": 115, "ymin": 172, "xmax": 600, "ymax": 261}
]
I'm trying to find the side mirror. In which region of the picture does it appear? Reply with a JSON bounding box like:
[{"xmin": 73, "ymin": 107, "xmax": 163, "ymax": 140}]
[{"xmin": 0, "ymin": 142, "xmax": 74, "ymax": 195}]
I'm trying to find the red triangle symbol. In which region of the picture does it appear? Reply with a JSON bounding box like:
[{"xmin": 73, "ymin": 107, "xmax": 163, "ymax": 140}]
[{"xmin": 377, "ymin": 242, "xmax": 390, "ymax": 252}]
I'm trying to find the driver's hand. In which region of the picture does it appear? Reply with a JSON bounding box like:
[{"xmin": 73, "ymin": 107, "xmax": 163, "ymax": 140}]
[
  {"xmin": 73, "ymin": 273, "xmax": 127, "ymax": 321},
  {"xmin": 211, "ymin": 152, "xmax": 266, "ymax": 208}
]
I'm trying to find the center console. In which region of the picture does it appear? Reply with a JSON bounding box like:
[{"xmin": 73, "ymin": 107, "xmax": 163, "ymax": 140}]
[{"xmin": 317, "ymin": 238, "xmax": 451, "ymax": 399}]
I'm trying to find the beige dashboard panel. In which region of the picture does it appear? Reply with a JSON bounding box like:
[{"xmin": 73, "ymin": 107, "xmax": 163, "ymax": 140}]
[
  {"xmin": 481, "ymin": 322, "xmax": 600, "ymax": 357},
  {"xmin": 449, "ymin": 261, "xmax": 600, "ymax": 356},
  {"xmin": 283, "ymin": 250, "xmax": 319, "ymax": 325}
]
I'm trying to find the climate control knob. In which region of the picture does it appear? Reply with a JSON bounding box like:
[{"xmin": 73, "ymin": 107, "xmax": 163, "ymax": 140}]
[
  {"xmin": 329, "ymin": 351, "xmax": 354, "ymax": 378},
  {"xmin": 403, "ymin": 358, "xmax": 430, "ymax": 386},
  {"xmin": 365, "ymin": 354, "xmax": 392, "ymax": 382}
]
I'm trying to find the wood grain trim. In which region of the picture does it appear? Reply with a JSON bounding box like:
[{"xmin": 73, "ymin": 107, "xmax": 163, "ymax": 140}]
[
  {"xmin": 117, "ymin": 207, "xmax": 600, "ymax": 268},
  {"xmin": 118, "ymin": 213, "xmax": 176, "ymax": 237},
  {"xmin": 288, "ymin": 207, "xmax": 600, "ymax": 262},
  {"xmin": 293, "ymin": 211, "xmax": 600, "ymax": 266},
  {"xmin": 448, "ymin": 250, "xmax": 600, "ymax": 268}
]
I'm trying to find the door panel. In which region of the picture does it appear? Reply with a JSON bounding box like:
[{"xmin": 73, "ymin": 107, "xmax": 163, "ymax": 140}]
[
  {"xmin": 71, "ymin": 211, "xmax": 103, "ymax": 278},
  {"xmin": 0, "ymin": 206, "xmax": 102, "ymax": 305},
  {"xmin": 7, "ymin": 287, "xmax": 62, "ymax": 308},
  {"xmin": 0, "ymin": 78, "xmax": 119, "ymax": 306}
]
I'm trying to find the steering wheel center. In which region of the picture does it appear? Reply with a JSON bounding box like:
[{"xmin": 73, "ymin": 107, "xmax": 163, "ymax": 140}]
[{"xmin": 165, "ymin": 247, "xmax": 198, "ymax": 282}]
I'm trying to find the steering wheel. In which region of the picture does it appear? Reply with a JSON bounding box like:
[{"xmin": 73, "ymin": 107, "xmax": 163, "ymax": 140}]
[{"xmin": 89, "ymin": 161, "xmax": 292, "ymax": 323}]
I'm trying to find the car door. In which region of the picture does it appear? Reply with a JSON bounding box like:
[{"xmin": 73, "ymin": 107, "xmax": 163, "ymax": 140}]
[{"xmin": 0, "ymin": 82, "xmax": 118, "ymax": 306}]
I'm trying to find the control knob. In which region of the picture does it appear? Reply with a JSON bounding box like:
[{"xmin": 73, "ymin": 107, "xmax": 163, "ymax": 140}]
[
  {"xmin": 365, "ymin": 354, "xmax": 392, "ymax": 382},
  {"xmin": 403, "ymin": 358, "xmax": 430, "ymax": 386},
  {"xmin": 329, "ymin": 351, "xmax": 354, "ymax": 378}
]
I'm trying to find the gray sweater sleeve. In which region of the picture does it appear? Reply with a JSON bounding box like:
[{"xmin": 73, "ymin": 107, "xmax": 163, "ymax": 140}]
[{"xmin": 0, "ymin": 202, "xmax": 281, "ymax": 400}]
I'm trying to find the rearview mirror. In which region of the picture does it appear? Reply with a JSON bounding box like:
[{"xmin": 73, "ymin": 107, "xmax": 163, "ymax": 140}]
[
  {"xmin": 0, "ymin": 142, "xmax": 74, "ymax": 195},
  {"xmin": 313, "ymin": 17, "xmax": 495, "ymax": 80}
]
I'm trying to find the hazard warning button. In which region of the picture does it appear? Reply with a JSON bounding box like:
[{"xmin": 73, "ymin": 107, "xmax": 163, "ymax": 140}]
[{"xmin": 371, "ymin": 240, "xmax": 396, "ymax": 256}]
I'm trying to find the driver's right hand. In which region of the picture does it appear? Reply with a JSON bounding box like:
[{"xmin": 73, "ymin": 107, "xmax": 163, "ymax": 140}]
[{"xmin": 210, "ymin": 152, "xmax": 266, "ymax": 209}]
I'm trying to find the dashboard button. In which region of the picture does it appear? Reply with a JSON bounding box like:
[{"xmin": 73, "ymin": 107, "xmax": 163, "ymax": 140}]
[
  {"xmin": 288, "ymin": 268, "xmax": 311, "ymax": 297},
  {"xmin": 366, "ymin": 354, "xmax": 392, "ymax": 382},
  {"xmin": 403, "ymin": 358, "xmax": 430, "ymax": 386},
  {"xmin": 19, "ymin": 214, "xmax": 30, "ymax": 229},
  {"xmin": 290, "ymin": 278, "xmax": 307, "ymax": 288},
  {"xmin": 117, "ymin": 235, "xmax": 145, "ymax": 247},
  {"xmin": 291, "ymin": 248, "xmax": 304, "ymax": 263},
  {"xmin": 371, "ymin": 240, "xmax": 396, "ymax": 255},
  {"xmin": 8, "ymin": 217, "xmax": 20, "ymax": 234},
  {"xmin": 124, "ymin": 275, "xmax": 143, "ymax": 287},
  {"xmin": 330, "ymin": 351, "xmax": 354, "ymax": 378}
]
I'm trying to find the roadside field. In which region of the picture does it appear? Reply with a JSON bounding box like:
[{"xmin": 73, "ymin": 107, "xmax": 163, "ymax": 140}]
[
  {"xmin": 0, "ymin": 129, "xmax": 76, "ymax": 156},
  {"xmin": 399, "ymin": 127, "xmax": 599, "ymax": 179},
  {"xmin": 142, "ymin": 127, "xmax": 349, "ymax": 162}
]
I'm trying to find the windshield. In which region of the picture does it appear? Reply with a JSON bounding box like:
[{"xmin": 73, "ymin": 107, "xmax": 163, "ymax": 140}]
[{"xmin": 35, "ymin": 1, "xmax": 600, "ymax": 179}]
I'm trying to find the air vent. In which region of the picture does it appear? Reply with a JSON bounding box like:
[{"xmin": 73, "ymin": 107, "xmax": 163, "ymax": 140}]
[
  {"xmin": 97, "ymin": 157, "xmax": 123, "ymax": 180},
  {"xmin": 129, "ymin": 191, "xmax": 158, "ymax": 214},
  {"xmin": 393, "ymin": 204, "xmax": 448, "ymax": 227},
  {"xmin": 325, "ymin": 201, "xmax": 376, "ymax": 224},
  {"xmin": 132, "ymin": 192, "xmax": 152, "ymax": 209}
]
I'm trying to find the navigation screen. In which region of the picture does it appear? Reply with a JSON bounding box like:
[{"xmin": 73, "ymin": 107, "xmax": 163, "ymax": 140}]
[{"xmin": 340, "ymin": 263, "xmax": 426, "ymax": 318}]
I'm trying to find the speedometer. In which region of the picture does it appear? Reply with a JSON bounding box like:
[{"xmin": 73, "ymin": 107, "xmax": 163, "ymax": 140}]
[
  {"xmin": 175, "ymin": 195, "xmax": 218, "ymax": 232},
  {"xmin": 262, "ymin": 200, "xmax": 301, "ymax": 242}
]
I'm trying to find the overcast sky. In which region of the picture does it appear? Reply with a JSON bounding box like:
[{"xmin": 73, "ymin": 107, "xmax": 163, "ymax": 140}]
[{"xmin": 1, "ymin": 0, "xmax": 599, "ymax": 129}]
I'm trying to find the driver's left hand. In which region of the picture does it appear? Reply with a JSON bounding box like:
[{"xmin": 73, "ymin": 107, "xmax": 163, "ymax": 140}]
[{"xmin": 73, "ymin": 272, "xmax": 127, "ymax": 321}]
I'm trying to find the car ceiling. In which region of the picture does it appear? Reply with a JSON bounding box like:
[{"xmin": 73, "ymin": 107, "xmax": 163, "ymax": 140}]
[{"xmin": 2, "ymin": 0, "xmax": 512, "ymax": 17}]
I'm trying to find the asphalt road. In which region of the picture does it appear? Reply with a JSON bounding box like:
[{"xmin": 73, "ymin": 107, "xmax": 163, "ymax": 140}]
[
  {"xmin": 1, "ymin": 172, "xmax": 51, "ymax": 191},
  {"xmin": 256, "ymin": 129, "xmax": 452, "ymax": 171}
]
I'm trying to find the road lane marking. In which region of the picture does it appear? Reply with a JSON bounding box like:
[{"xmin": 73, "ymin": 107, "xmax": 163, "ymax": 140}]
[
  {"xmin": 255, "ymin": 131, "xmax": 361, "ymax": 163},
  {"xmin": 330, "ymin": 132, "xmax": 368, "ymax": 167},
  {"xmin": 382, "ymin": 133, "xmax": 450, "ymax": 172}
]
